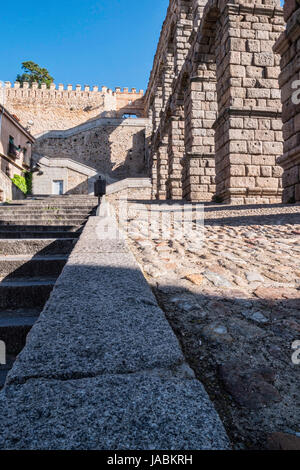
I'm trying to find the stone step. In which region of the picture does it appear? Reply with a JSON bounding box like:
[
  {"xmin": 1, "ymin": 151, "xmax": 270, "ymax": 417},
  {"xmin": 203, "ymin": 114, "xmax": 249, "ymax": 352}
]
[
  {"xmin": 0, "ymin": 279, "xmax": 55, "ymax": 309},
  {"xmin": 26, "ymin": 196, "xmax": 98, "ymax": 200},
  {"xmin": 0, "ymin": 224, "xmax": 83, "ymax": 232},
  {"xmin": 0, "ymin": 231, "xmax": 80, "ymax": 239},
  {"xmin": 0, "ymin": 205, "xmax": 97, "ymax": 212},
  {"xmin": 0, "ymin": 206, "xmax": 95, "ymax": 211},
  {"xmin": 0, "ymin": 309, "xmax": 40, "ymax": 356},
  {"xmin": 0, "ymin": 356, "xmax": 17, "ymax": 389},
  {"xmin": 3, "ymin": 202, "xmax": 97, "ymax": 207},
  {"xmin": 0, "ymin": 255, "xmax": 68, "ymax": 278},
  {"xmin": 0, "ymin": 239, "xmax": 76, "ymax": 255},
  {"xmin": 0, "ymin": 219, "xmax": 86, "ymax": 226},
  {"xmin": 0, "ymin": 218, "xmax": 88, "ymax": 224},
  {"xmin": 0, "ymin": 209, "xmax": 95, "ymax": 215}
]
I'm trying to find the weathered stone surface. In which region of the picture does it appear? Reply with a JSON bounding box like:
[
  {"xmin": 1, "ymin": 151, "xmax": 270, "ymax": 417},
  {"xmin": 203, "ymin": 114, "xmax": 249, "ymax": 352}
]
[
  {"xmin": 0, "ymin": 203, "xmax": 231, "ymax": 450},
  {"xmin": 7, "ymin": 249, "xmax": 186, "ymax": 384},
  {"xmin": 0, "ymin": 374, "xmax": 230, "ymax": 450},
  {"xmin": 33, "ymin": 118, "xmax": 149, "ymax": 189},
  {"xmin": 114, "ymin": 199, "xmax": 300, "ymax": 449},
  {"xmin": 184, "ymin": 273, "xmax": 204, "ymax": 285},
  {"xmin": 274, "ymin": 3, "xmax": 300, "ymax": 203}
]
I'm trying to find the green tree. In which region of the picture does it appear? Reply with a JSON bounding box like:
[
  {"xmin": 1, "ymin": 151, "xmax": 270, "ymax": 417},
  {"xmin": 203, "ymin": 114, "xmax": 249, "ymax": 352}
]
[{"xmin": 16, "ymin": 61, "xmax": 54, "ymax": 88}]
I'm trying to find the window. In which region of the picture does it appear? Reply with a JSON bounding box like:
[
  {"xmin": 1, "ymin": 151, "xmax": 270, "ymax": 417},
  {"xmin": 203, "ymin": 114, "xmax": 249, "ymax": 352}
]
[
  {"xmin": 122, "ymin": 113, "xmax": 138, "ymax": 119},
  {"xmin": 8, "ymin": 136, "xmax": 22, "ymax": 159}
]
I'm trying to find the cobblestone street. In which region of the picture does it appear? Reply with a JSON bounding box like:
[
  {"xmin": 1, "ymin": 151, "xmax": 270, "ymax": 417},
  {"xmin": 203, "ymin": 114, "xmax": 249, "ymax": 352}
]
[{"xmin": 112, "ymin": 199, "xmax": 300, "ymax": 449}]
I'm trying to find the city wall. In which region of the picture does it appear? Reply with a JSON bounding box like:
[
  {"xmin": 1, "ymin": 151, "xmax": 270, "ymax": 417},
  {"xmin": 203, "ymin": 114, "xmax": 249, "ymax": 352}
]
[{"xmin": 2, "ymin": 82, "xmax": 145, "ymax": 136}]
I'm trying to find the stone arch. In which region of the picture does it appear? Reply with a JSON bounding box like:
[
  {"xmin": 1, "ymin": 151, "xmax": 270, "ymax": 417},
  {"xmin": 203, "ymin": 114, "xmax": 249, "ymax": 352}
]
[{"xmin": 146, "ymin": 0, "xmax": 284, "ymax": 203}]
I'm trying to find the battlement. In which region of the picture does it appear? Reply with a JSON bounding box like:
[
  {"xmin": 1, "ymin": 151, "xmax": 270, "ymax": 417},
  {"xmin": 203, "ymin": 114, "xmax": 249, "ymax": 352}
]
[
  {"xmin": 1, "ymin": 81, "xmax": 144, "ymax": 97},
  {"xmin": 2, "ymin": 81, "xmax": 145, "ymax": 135},
  {"xmin": 115, "ymin": 87, "xmax": 144, "ymax": 96}
]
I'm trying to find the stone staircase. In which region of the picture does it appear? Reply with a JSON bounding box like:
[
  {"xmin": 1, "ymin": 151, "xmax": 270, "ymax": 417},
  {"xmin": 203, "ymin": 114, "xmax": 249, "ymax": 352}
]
[{"xmin": 0, "ymin": 196, "xmax": 98, "ymax": 388}]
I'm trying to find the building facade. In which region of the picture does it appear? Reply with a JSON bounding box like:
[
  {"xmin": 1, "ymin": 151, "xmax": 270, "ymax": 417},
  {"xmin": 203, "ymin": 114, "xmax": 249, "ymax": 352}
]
[
  {"xmin": 1, "ymin": 83, "xmax": 149, "ymax": 197},
  {"xmin": 0, "ymin": 105, "xmax": 35, "ymax": 201}
]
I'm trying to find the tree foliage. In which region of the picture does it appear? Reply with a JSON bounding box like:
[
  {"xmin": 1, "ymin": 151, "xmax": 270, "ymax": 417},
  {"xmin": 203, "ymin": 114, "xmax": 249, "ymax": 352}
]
[
  {"xmin": 16, "ymin": 61, "xmax": 54, "ymax": 88},
  {"xmin": 12, "ymin": 172, "xmax": 33, "ymax": 195},
  {"xmin": 12, "ymin": 174, "xmax": 27, "ymax": 194}
]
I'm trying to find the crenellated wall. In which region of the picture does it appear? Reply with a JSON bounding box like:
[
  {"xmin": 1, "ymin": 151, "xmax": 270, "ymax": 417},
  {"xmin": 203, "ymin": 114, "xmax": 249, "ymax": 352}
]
[{"xmin": 1, "ymin": 82, "xmax": 144, "ymax": 136}]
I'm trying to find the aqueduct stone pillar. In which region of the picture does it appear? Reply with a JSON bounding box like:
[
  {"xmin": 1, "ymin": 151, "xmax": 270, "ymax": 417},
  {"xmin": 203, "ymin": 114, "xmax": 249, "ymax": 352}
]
[
  {"xmin": 274, "ymin": 0, "xmax": 300, "ymax": 203},
  {"xmin": 166, "ymin": 115, "xmax": 185, "ymax": 199},
  {"xmin": 146, "ymin": 0, "xmax": 285, "ymax": 204},
  {"xmin": 183, "ymin": 73, "xmax": 217, "ymax": 201},
  {"xmin": 211, "ymin": 0, "xmax": 285, "ymax": 204},
  {"xmin": 162, "ymin": 51, "xmax": 175, "ymax": 108},
  {"xmin": 156, "ymin": 135, "xmax": 169, "ymax": 200}
]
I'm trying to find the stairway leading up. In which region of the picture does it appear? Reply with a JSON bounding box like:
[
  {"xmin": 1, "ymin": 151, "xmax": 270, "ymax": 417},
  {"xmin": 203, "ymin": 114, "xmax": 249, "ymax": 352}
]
[{"xmin": 0, "ymin": 195, "xmax": 98, "ymax": 388}]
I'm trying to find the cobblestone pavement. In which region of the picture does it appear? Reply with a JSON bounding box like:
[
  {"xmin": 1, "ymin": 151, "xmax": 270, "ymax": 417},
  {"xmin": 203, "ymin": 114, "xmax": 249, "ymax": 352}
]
[{"xmin": 110, "ymin": 198, "xmax": 300, "ymax": 450}]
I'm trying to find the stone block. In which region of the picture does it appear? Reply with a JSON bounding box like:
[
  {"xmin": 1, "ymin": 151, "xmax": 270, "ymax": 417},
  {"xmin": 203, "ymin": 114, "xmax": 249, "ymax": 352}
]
[
  {"xmin": 246, "ymin": 165, "xmax": 260, "ymax": 177},
  {"xmin": 0, "ymin": 375, "xmax": 230, "ymax": 450},
  {"xmin": 7, "ymin": 248, "xmax": 186, "ymax": 384},
  {"xmin": 261, "ymin": 166, "xmax": 272, "ymax": 177},
  {"xmin": 256, "ymin": 177, "xmax": 279, "ymax": 189},
  {"xmin": 230, "ymin": 177, "xmax": 255, "ymax": 188}
]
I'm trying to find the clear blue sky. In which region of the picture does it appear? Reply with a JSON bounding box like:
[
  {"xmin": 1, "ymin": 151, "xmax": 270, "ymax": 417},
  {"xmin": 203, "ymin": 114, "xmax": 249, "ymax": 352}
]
[
  {"xmin": 0, "ymin": 0, "xmax": 284, "ymax": 91},
  {"xmin": 0, "ymin": 0, "xmax": 169, "ymax": 91}
]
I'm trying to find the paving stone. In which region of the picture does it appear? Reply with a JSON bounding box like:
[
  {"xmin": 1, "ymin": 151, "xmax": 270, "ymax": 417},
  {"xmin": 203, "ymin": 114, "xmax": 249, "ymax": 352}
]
[
  {"xmin": 219, "ymin": 363, "xmax": 282, "ymax": 409},
  {"xmin": 202, "ymin": 324, "xmax": 234, "ymax": 344},
  {"xmin": 203, "ymin": 270, "xmax": 233, "ymax": 289},
  {"xmin": 184, "ymin": 273, "xmax": 204, "ymax": 285},
  {"xmin": 246, "ymin": 272, "xmax": 265, "ymax": 283},
  {"xmin": 266, "ymin": 432, "xmax": 300, "ymax": 451},
  {"xmin": 250, "ymin": 312, "xmax": 269, "ymax": 323}
]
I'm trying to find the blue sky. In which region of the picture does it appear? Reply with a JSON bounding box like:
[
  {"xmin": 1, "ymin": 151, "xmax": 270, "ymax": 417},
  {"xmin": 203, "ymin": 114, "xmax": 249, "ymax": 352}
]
[
  {"xmin": 0, "ymin": 0, "xmax": 284, "ymax": 91},
  {"xmin": 0, "ymin": 0, "xmax": 169, "ymax": 91}
]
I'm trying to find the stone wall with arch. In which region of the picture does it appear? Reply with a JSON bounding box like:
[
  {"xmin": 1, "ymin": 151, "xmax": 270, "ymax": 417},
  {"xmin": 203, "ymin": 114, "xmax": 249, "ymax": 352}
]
[{"xmin": 145, "ymin": 0, "xmax": 285, "ymax": 204}]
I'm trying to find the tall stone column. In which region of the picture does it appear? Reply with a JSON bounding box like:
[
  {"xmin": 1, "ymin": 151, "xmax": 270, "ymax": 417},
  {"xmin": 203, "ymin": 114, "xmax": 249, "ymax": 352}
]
[
  {"xmin": 152, "ymin": 83, "xmax": 163, "ymax": 133},
  {"xmin": 274, "ymin": 1, "xmax": 300, "ymax": 203},
  {"xmin": 182, "ymin": 74, "xmax": 217, "ymax": 202},
  {"xmin": 149, "ymin": 79, "xmax": 164, "ymax": 200},
  {"xmin": 162, "ymin": 52, "xmax": 175, "ymax": 109},
  {"xmin": 167, "ymin": 115, "xmax": 185, "ymax": 199},
  {"xmin": 156, "ymin": 135, "xmax": 169, "ymax": 200},
  {"xmin": 174, "ymin": 1, "xmax": 194, "ymax": 77},
  {"xmin": 150, "ymin": 151, "xmax": 158, "ymax": 200},
  {"xmin": 212, "ymin": 0, "xmax": 284, "ymax": 204}
]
